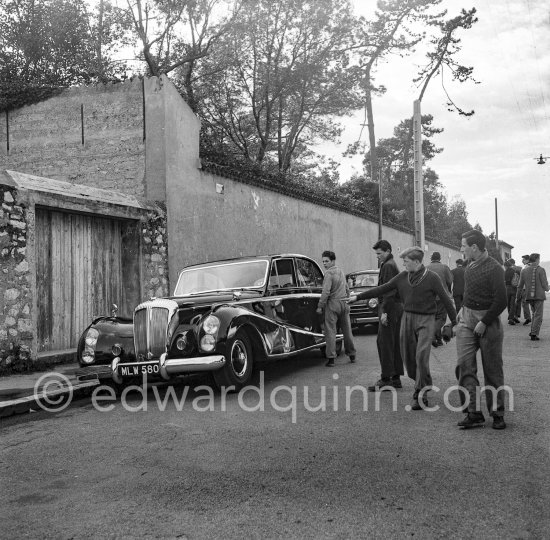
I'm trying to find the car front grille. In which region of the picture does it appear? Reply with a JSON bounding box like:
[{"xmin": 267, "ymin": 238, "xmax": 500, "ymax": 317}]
[
  {"xmin": 133, "ymin": 300, "xmax": 178, "ymax": 360},
  {"xmin": 350, "ymin": 302, "xmax": 377, "ymax": 319}
]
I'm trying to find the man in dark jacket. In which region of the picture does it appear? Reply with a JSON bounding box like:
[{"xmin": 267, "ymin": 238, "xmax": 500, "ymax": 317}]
[
  {"xmin": 515, "ymin": 253, "xmax": 549, "ymax": 340},
  {"xmin": 456, "ymin": 230, "xmax": 508, "ymax": 430},
  {"xmin": 368, "ymin": 240, "xmax": 404, "ymax": 392},
  {"xmin": 427, "ymin": 252, "xmax": 453, "ymax": 347},
  {"xmin": 451, "ymin": 259, "xmax": 465, "ymax": 313},
  {"xmin": 350, "ymin": 246, "xmax": 457, "ymax": 411},
  {"xmin": 504, "ymin": 259, "xmax": 521, "ymax": 325}
]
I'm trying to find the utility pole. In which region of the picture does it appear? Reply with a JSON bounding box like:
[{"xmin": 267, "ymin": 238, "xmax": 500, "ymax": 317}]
[
  {"xmin": 495, "ymin": 197, "xmax": 499, "ymax": 251},
  {"xmin": 412, "ymin": 100, "xmax": 425, "ymax": 250},
  {"xmin": 378, "ymin": 162, "xmax": 383, "ymax": 240}
]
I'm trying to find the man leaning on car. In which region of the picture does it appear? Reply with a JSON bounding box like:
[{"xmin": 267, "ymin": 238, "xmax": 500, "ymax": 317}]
[{"xmin": 316, "ymin": 250, "xmax": 356, "ymax": 367}]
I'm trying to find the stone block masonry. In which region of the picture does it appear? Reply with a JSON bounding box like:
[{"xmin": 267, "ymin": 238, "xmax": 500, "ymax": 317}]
[
  {"xmin": 0, "ymin": 79, "xmax": 146, "ymax": 197},
  {"xmin": 0, "ymin": 187, "xmax": 32, "ymax": 366}
]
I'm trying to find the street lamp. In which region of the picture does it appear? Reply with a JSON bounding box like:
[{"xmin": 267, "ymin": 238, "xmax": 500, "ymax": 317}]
[{"xmin": 535, "ymin": 154, "xmax": 550, "ymax": 165}]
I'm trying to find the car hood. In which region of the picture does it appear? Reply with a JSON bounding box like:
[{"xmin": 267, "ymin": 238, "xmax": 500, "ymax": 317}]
[{"xmin": 163, "ymin": 291, "xmax": 263, "ymax": 308}]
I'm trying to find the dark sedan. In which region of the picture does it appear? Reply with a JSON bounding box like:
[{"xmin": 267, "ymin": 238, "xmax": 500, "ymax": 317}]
[
  {"xmin": 346, "ymin": 269, "xmax": 380, "ymax": 329},
  {"xmin": 77, "ymin": 254, "xmax": 341, "ymax": 389}
]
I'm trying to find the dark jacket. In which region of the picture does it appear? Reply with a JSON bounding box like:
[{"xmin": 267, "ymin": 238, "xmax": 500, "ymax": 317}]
[
  {"xmin": 378, "ymin": 254, "xmax": 402, "ymax": 313},
  {"xmin": 427, "ymin": 260, "xmax": 453, "ymax": 293},
  {"xmin": 451, "ymin": 266, "xmax": 465, "ymax": 296},
  {"xmin": 517, "ymin": 264, "xmax": 549, "ymax": 302}
]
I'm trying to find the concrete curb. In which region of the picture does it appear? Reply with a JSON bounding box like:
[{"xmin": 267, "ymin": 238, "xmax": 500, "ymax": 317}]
[{"xmin": 0, "ymin": 380, "xmax": 99, "ymax": 418}]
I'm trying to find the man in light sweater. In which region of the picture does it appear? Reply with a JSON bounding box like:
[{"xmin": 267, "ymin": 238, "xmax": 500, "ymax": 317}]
[
  {"xmin": 316, "ymin": 250, "xmax": 356, "ymax": 367},
  {"xmin": 455, "ymin": 230, "xmax": 507, "ymax": 430},
  {"xmin": 349, "ymin": 246, "xmax": 457, "ymax": 410}
]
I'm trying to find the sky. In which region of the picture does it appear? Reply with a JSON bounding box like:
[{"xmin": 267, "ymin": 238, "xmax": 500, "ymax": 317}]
[{"xmin": 329, "ymin": 0, "xmax": 550, "ymax": 259}]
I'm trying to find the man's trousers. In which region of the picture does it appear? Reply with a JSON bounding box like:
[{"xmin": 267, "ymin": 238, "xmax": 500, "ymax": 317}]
[{"xmin": 376, "ymin": 303, "xmax": 404, "ymax": 380}]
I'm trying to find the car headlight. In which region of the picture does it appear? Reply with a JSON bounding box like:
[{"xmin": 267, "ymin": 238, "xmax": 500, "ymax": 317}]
[
  {"xmin": 81, "ymin": 352, "xmax": 95, "ymax": 365},
  {"xmin": 82, "ymin": 328, "xmax": 99, "ymax": 364},
  {"xmin": 200, "ymin": 335, "xmax": 216, "ymax": 352},
  {"xmin": 203, "ymin": 315, "xmax": 220, "ymax": 335},
  {"xmin": 368, "ymin": 298, "xmax": 378, "ymax": 308},
  {"xmin": 84, "ymin": 328, "xmax": 99, "ymax": 346}
]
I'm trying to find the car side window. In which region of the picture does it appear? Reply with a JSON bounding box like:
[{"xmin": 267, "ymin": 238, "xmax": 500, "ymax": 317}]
[
  {"xmin": 269, "ymin": 259, "xmax": 296, "ymax": 289},
  {"xmin": 296, "ymin": 258, "xmax": 323, "ymax": 287}
]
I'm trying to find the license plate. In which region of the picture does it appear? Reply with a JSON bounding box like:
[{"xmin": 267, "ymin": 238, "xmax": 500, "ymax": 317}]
[{"xmin": 118, "ymin": 361, "xmax": 160, "ymax": 377}]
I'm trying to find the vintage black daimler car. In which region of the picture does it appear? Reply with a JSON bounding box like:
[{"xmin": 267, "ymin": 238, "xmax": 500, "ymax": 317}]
[
  {"xmin": 77, "ymin": 254, "xmax": 342, "ymax": 389},
  {"xmin": 346, "ymin": 269, "xmax": 380, "ymax": 329}
]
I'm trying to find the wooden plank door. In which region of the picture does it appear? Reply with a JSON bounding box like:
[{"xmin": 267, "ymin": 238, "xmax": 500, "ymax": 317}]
[{"xmin": 36, "ymin": 209, "xmax": 126, "ymax": 352}]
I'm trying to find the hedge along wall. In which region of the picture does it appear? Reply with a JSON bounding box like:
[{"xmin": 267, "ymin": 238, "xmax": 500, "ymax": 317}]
[
  {"xmin": 157, "ymin": 75, "xmax": 462, "ymax": 285},
  {"xmin": 0, "ymin": 75, "xmax": 462, "ymax": 295}
]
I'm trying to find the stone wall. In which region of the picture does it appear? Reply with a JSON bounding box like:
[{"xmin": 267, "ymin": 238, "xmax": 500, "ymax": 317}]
[
  {"xmin": 141, "ymin": 209, "xmax": 169, "ymax": 301},
  {"xmin": 0, "ymin": 171, "xmax": 169, "ymax": 366},
  {"xmin": 0, "ymin": 186, "xmax": 32, "ymax": 365},
  {"xmin": 0, "ymin": 79, "xmax": 146, "ymax": 197}
]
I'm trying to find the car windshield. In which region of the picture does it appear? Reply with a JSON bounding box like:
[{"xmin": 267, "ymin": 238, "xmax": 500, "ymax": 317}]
[
  {"xmin": 347, "ymin": 272, "xmax": 378, "ymax": 288},
  {"xmin": 174, "ymin": 260, "xmax": 270, "ymax": 296}
]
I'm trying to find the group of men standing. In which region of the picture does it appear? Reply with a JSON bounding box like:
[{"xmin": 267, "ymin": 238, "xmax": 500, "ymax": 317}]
[
  {"xmin": 504, "ymin": 253, "xmax": 549, "ymax": 341},
  {"xmin": 316, "ymin": 229, "xmax": 524, "ymax": 431}
]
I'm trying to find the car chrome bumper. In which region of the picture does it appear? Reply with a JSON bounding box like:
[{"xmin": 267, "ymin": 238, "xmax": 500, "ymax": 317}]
[
  {"xmin": 350, "ymin": 316, "xmax": 379, "ymax": 325},
  {"xmin": 111, "ymin": 353, "xmax": 226, "ymax": 384}
]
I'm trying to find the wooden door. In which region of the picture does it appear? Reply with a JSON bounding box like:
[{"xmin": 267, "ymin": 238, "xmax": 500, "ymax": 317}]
[{"xmin": 36, "ymin": 209, "xmax": 128, "ymax": 352}]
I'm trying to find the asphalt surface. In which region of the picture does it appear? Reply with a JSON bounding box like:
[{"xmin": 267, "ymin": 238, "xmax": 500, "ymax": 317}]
[{"xmin": 1, "ymin": 308, "xmax": 550, "ymax": 539}]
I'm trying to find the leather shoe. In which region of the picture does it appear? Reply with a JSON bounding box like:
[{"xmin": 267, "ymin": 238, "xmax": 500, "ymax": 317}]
[
  {"xmin": 492, "ymin": 417, "xmax": 506, "ymax": 430},
  {"xmin": 368, "ymin": 379, "xmax": 393, "ymax": 392},
  {"xmin": 411, "ymin": 396, "xmax": 428, "ymax": 410},
  {"xmin": 325, "ymin": 358, "xmax": 335, "ymax": 367},
  {"xmin": 349, "ymin": 355, "xmax": 356, "ymax": 363},
  {"xmin": 530, "ymin": 335, "xmax": 540, "ymax": 341},
  {"xmin": 508, "ymin": 320, "xmax": 515, "ymax": 325},
  {"xmin": 391, "ymin": 377, "xmax": 402, "ymax": 389},
  {"xmin": 457, "ymin": 413, "xmax": 485, "ymax": 429},
  {"xmin": 513, "ymin": 318, "xmax": 521, "ymax": 323},
  {"xmin": 523, "ymin": 319, "xmax": 531, "ymax": 325}
]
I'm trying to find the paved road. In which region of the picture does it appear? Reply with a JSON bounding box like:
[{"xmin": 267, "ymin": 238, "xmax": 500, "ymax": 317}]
[{"xmin": 1, "ymin": 311, "xmax": 550, "ymax": 539}]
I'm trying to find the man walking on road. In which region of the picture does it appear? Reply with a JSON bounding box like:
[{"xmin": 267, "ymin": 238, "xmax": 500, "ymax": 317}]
[
  {"xmin": 349, "ymin": 246, "xmax": 457, "ymax": 411},
  {"xmin": 451, "ymin": 259, "xmax": 465, "ymax": 313},
  {"xmin": 455, "ymin": 230, "xmax": 507, "ymax": 430},
  {"xmin": 317, "ymin": 250, "xmax": 356, "ymax": 367},
  {"xmin": 518, "ymin": 254, "xmax": 532, "ymax": 325},
  {"xmin": 516, "ymin": 253, "xmax": 549, "ymax": 341},
  {"xmin": 427, "ymin": 252, "xmax": 453, "ymax": 347},
  {"xmin": 504, "ymin": 259, "xmax": 521, "ymax": 325},
  {"xmin": 367, "ymin": 240, "xmax": 404, "ymax": 392}
]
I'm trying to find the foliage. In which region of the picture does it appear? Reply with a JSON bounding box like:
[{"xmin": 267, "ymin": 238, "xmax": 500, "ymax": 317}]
[
  {"xmin": 124, "ymin": 0, "xmax": 241, "ymax": 82},
  {"xmin": 415, "ymin": 7, "xmax": 479, "ymax": 115},
  {"xmin": 0, "ymin": 0, "xmax": 130, "ymax": 111},
  {"xmin": 192, "ymin": 0, "xmax": 362, "ymax": 173},
  {"xmin": 339, "ymin": 114, "xmax": 473, "ymax": 245}
]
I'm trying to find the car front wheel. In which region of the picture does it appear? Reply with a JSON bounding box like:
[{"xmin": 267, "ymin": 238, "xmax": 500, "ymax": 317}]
[{"xmin": 212, "ymin": 330, "xmax": 254, "ymax": 391}]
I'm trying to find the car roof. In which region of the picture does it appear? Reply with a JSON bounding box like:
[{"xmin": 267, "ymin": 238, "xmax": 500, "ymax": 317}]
[
  {"xmin": 346, "ymin": 269, "xmax": 379, "ymax": 275},
  {"xmin": 180, "ymin": 253, "xmax": 317, "ymax": 271}
]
